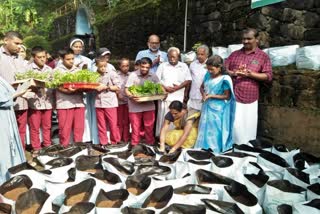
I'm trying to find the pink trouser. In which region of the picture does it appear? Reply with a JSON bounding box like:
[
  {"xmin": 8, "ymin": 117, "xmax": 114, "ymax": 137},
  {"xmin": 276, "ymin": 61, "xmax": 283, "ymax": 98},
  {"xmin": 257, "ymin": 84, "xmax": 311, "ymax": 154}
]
[
  {"xmin": 15, "ymin": 110, "xmax": 28, "ymax": 149},
  {"xmin": 96, "ymin": 107, "xmax": 120, "ymax": 145},
  {"xmin": 129, "ymin": 110, "xmax": 155, "ymax": 146},
  {"xmin": 28, "ymin": 109, "xmax": 52, "ymax": 150},
  {"xmin": 57, "ymin": 108, "xmax": 85, "ymax": 147},
  {"xmin": 117, "ymin": 104, "xmax": 130, "ymax": 142}
]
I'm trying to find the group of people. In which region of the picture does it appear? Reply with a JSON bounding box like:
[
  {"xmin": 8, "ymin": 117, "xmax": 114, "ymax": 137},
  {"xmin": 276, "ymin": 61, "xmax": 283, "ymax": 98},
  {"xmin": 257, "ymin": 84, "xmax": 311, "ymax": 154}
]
[{"xmin": 0, "ymin": 27, "xmax": 272, "ymax": 183}]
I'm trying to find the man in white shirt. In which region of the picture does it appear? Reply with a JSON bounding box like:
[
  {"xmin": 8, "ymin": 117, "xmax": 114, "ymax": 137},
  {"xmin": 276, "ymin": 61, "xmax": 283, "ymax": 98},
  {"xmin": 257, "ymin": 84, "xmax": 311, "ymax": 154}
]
[
  {"xmin": 188, "ymin": 45, "xmax": 210, "ymax": 111},
  {"xmin": 155, "ymin": 47, "xmax": 192, "ymax": 136}
]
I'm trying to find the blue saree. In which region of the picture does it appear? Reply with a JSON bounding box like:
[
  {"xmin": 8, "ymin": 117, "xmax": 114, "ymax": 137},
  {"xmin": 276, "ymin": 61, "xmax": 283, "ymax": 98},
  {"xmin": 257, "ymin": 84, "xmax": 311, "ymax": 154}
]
[{"xmin": 194, "ymin": 74, "xmax": 236, "ymax": 153}]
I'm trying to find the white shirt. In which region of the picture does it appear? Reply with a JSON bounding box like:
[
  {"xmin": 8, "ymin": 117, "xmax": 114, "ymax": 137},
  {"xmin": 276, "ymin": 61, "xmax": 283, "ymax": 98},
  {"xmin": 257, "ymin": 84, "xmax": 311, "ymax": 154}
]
[
  {"xmin": 156, "ymin": 61, "xmax": 191, "ymax": 102},
  {"xmin": 188, "ymin": 59, "xmax": 207, "ymax": 110}
]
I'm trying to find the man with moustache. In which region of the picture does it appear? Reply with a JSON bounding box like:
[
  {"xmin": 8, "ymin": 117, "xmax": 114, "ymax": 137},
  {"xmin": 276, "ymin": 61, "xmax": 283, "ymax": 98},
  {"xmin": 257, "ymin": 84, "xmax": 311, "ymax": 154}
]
[
  {"xmin": 135, "ymin": 34, "xmax": 168, "ymax": 73},
  {"xmin": 225, "ymin": 28, "xmax": 273, "ymax": 145}
]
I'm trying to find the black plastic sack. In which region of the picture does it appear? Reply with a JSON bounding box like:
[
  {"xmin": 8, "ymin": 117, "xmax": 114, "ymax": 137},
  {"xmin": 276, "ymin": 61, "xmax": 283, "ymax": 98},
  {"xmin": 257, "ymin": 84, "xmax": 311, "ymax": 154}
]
[
  {"xmin": 126, "ymin": 174, "xmax": 152, "ymax": 196},
  {"xmin": 46, "ymin": 157, "xmax": 73, "ymax": 169},
  {"xmin": 174, "ymin": 184, "xmax": 212, "ymax": 195},
  {"xmin": 293, "ymin": 152, "xmax": 320, "ymax": 170},
  {"xmin": 196, "ymin": 169, "xmax": 234, "ymax": 186},
  {"xmin": 186, "ymin": 149, "xmax": 214, "ymax": 160},
  {"xmin": 0, "ymin": 203, "xmax": 11, "ymax": 214},
  {"xmin": 284, "ymin": 168, "xmax": 310, "ymax": 188},
  {"xmin": 95, "ymin": 189, "xmax": 129, "ymax": 208},
  {"xmin": 0, "ymin": 175, "xmax": 33, "ymax": 201},
  {"xmin": 224, "ymin": 181, "xmax": 258, "ymax": 207},
  {"xmin": 222, "ymin": 151, "xmax": 255, "ymax": 158},
  {"xmin": 267, "ymin": 180, "xmax": 306, "ymax": 194},
  {"xmin": 108, "ymin": 150, "xmax": 133, "ymax": 160},
  {"xmin": 201, "ymin": 199, "xmax": 244, "ymax": 214},
  {"xmin": 142, "ymin": 185, "xmax": 173, "ymax": 209},
  {"xmin": 212, "ymin": 156, "xmax": 234, "ymax": 168},
  {"xmin": 88, "ymin": 144, "xmax": 109, "ymax": 156},
  {"xmin": 105, "ymin": 142, "xmax": 129, "ymax": 150},
  {"xmin": 64, "ymin": 178, "xmax": 96, "ymax": 206},
  {"xmin": 15, "ymin": 188, "xmax": 50, "ymax": 214},
  {"xmin": 75, "ymin": 155, "xmax": 102, "ymax": 173},
  {"xmin": 258, "ymin": 151, "xmax": 290, "ymax": 170},
  {"xmin": 303, "ymin": 199, "xmax": 320, "ymax": 210},
  {"xmin": 277, "ymin": 204, "xmax": 292, "ymax": 214},
  {"xmin": 233, "ymin": 144, "xmax": 266, "ymax": 156},
  {"xmin": 132, "ymin": 144, "xmax": 156, "ymax": 159},
  {"xmin": 58, "ymin": 146, "xmax": 84, "ymax": 158},
  {"xmin": 8, "ymin": 162, "xmax": 51, "ymax": 175},
  {"xmin": 121, "ymin": 206, "xmax": 155, "ymax": 214},
  {"xmin": 307, "ymin": 183, "xmax": 320, "ymax": 201},
  {"xmin": 67, "ymin": 168, "xmax": 76, "ymax": 182},
  {"xmin": 135, "ymin": 164, "xmax": 171, "ymax": 177},
  {"xmin": 103, "ymin": 157, "xmax": 135, "ymax": 175},
  {"xmin": 244, "ymin": 172, "xmax": 269, "ymax": 189},
  {"xmin": 293, "ymin": 199, "xmax": 320, "ymax": 213},
  {"xmin": 90, "ymin": 170, "xmax": 122, "ymax": 185},
  {"xmin": 63, "ymin": 202, "xmax": 95, "ymax": 214},
  {"xmin": 187, "ymin": 159, "xmax": 211, "ymax": 165},
  {"xmin": 38, "ymin": 144, "xmax": 65, "ymax": 156},
  {"xmin": 159, "ymin": 149, "xmax": 182, "ymax": 164},
  {"xmin": 248, "ymin": 138, "xmax": 273, "ymax": 151},
  {"xmin": 160, "ymin": 203, "xmax": 206, "ymax": 214}
]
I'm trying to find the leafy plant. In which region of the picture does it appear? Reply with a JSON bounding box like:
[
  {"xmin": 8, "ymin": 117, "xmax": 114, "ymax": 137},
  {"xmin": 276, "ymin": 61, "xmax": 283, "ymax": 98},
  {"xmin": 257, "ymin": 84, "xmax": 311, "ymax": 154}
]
[{"xmin": 129, "ymin": 80, "xmax": 163, "ymax": 96}]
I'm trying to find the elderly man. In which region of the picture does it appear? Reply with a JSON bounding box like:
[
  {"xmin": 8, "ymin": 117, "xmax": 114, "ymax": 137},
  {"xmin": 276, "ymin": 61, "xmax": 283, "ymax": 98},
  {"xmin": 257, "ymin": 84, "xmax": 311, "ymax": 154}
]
[
  {"xmin": 225, "ymin": 28, "xmax": 272, "ymax": 145},
  {"xmin": 155, "ymin": 47, "xmax": 192, "ymax": 136},
  {"xmin": 135, "ymin": 34, "xmax": 168, "ymax": 73},
  {"xmin": 0, "ymin": 31, "xmax": 28, "ymax": 149},
  {"xmin": 187, "ymin": 44, "xmax": 210, "ymax": 112}
]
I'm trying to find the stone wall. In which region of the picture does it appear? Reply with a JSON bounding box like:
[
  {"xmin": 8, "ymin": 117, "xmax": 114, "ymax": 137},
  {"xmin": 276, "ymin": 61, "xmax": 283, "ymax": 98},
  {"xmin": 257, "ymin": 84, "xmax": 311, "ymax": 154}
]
[
  {"xmin": 258, "ymin": 69, "xmax": 320, "ymax": 154},
  {"xmin": 188, "ymin": 0, "xmax": 320, "ymax": 48}
]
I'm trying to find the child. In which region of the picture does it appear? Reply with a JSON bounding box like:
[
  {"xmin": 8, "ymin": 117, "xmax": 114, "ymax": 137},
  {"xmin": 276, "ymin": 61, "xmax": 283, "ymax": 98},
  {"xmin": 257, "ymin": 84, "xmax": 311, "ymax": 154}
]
[
  {"xmin": 95, "ymin": 57, "xmax": 121, "ymax": 145},
  {"xmin": 26, "ymin": 46, "xmax": 54, "ymax": 153},
  {"xmin": 55, "ymin": 48, "xmax": 85, "ymax": 147},
  {"xmin": 125, "ymin": 57, "xmax": 160, "ymax": 146},
  {"xmin": 194, "ymin": 55, "xmax": 236, "ymax": 153},
  {"xmin": 117, "ymin": 58, "xmax": 131, "ymax": 143}
]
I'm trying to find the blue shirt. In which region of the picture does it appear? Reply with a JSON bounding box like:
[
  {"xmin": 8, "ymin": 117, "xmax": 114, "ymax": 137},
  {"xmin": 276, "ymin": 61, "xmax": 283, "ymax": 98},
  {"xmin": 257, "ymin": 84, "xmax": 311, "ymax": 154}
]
[{"xmin": 135, "ymin": 49, "xmax": 168, "ymax": 73}]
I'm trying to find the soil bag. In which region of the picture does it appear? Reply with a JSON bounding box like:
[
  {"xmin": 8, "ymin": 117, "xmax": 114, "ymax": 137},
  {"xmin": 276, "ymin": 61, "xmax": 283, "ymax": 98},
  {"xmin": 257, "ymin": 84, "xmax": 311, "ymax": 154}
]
[
  {"xmin": 201, "ymin": 199, "xmax": 244, "ymax": 214},
  {"xmin": 187, "ymin": 160, "xmax": 212, "ymax": 176},
  {"xmin": 90, "ymin": 170, "xmax": 122, "ymax": 185},
  {"xmin": 212, "ymin": 46, "xmax": 229, "ymax": 59},
  {"xmin": 102, "ymin": 157, "xmax": 135, "ymax": 178},
  {"xmin": 134, "ymin": 163, "xmax": 172, "ymax": 180},
  {"xmin": 105, "ymin": 142, "xmax": 129, "ymax": 153},
  {"xmin": 233, "ymin": 144, "xmax": 265, "ymax": 157},
  {"xmin": 62, "ymin": 202, "xmax": 95, "ymax": 214},
  {"xmin": 283, "ymin": 168, "xmax": 311, "ymax": 188},
  {"xmin": 88, "ymin": 144, "xmax": 109, "ymax": 156},
  {"xmin": 75, "ymin": 155, "xmax": 103, "ymax": 181},
  {"xmin": 160, "ymin": 203, "xmax": 206, "ymax": 214},
  {"xmin": 196, "ymin": 169, "xmax": 234, "ymax": 199},
  {"xmin": 63, "ymin": 179, "xmax": 96, "ymax": 207},
  {"xmin": 0, "ymin": 175, "xmax": 32, "ymax": 203},
  {"xmin": 121, "ymin": 206, "xmax": 155, "ymax": 214},
  {"xmin": 142, "ymin": 185, "xmax": 173, "ymax": 209},
  {"xmin": 263, "ymin": 179, "xmax": 306, "ymax": 214},
  {"xmin": 277, "ymin": 204, "xmax": 292, "ymax": 214},
  {"xmin": 159, "ymin": 149, "xmax": 182, "ymax": 164},
  {"xmin": 272, "ymin": 144, "xmax": 300, "ymax": 167},
  {"xmin": 184, "ymin": 149, "xmax": 214, "ymax": 161},
  {"xmin": 95, "ymin": 189, "xmax": 129, "ymax": 213},
  {"xmin": 174, "ymin": 184, "xmax": 212, "ymax": 195},
  {"xmin": 268, "ymin": 45, "xmax": 299, "ymax": 67},
  {"xmin": 15, "ymin": 188, "xmax": 50, "ymax": 214},
  {"xmin": 211, "ymin": 156, "xmax": 236, "ymax": 179},
  {"xmin": 257, "ymin": 152, "xmax": 289, "ymax": 175},
  {"xmin": 44, "ymin": 157, "xmax": 74, "ymax": 183},
  {"xmin": 307, "ymin": 183, "xmax": 320, "ymax": 201},
  {"xmin": 248, "ymin": 139, "xmax": 273, "ymax": 152},
  {"xmin": 242, "ymin": 172, "xmax": 269, "ymax": 205},
  {"xmin": 223, "ymin": 181, "xmax": 262, "ymax": 214},
  {"xmin": 227, "ymin": 44, "xmax": 243, "ymax": 55},
  {"xmin": 293, "ymin": 199, "xmax": 320, "ymax": 214},
  {"xmin": 293, "ymin": 152, "xmax": 320, "ymax": 170},
  {"xmin": 296, "ymin": 45, "xmax": 320, "ymax": 70},
  {"xmin": 132, "ymin": 144, "xmax": 156, "ymax": 160},
  {"xmin": 108, "ymin": 150, "xmax": 134, "ymax": 161}
]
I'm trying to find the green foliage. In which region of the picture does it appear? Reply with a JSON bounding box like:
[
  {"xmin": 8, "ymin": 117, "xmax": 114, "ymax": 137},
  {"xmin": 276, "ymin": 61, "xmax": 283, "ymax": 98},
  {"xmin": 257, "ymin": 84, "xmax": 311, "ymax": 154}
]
[
  {"xmin": 15, "ymin": 70, "xmax": 50, "ymax": 81},
  {"xmin": 24, "ymin": 35, "xmax": 51, "ymax": 51},
  {"xmin": 129, "ymin": 80, "xmax": 164, "ymax": 96},
  {"xmin": 192, "ymin": 42, "xmax": 203, "ymax": 52}
]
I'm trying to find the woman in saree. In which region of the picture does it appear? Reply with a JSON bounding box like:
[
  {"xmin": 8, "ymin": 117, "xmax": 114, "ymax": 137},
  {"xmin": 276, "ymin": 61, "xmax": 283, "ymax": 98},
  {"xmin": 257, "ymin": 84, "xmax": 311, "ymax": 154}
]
[
  {"xmin": 194, "ymin": 55, "xmax": 236, "ymax": 153},
  {"xmin": 159, "ymin": 100, "xmax": 200, "ymax": 154}
]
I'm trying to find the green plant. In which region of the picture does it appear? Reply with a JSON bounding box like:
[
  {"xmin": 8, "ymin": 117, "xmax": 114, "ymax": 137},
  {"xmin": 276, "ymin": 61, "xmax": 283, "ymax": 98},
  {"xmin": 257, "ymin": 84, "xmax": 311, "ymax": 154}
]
[{"xmin": 24, "ymin": 35, "xmax": 51, "ymax": 51}]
